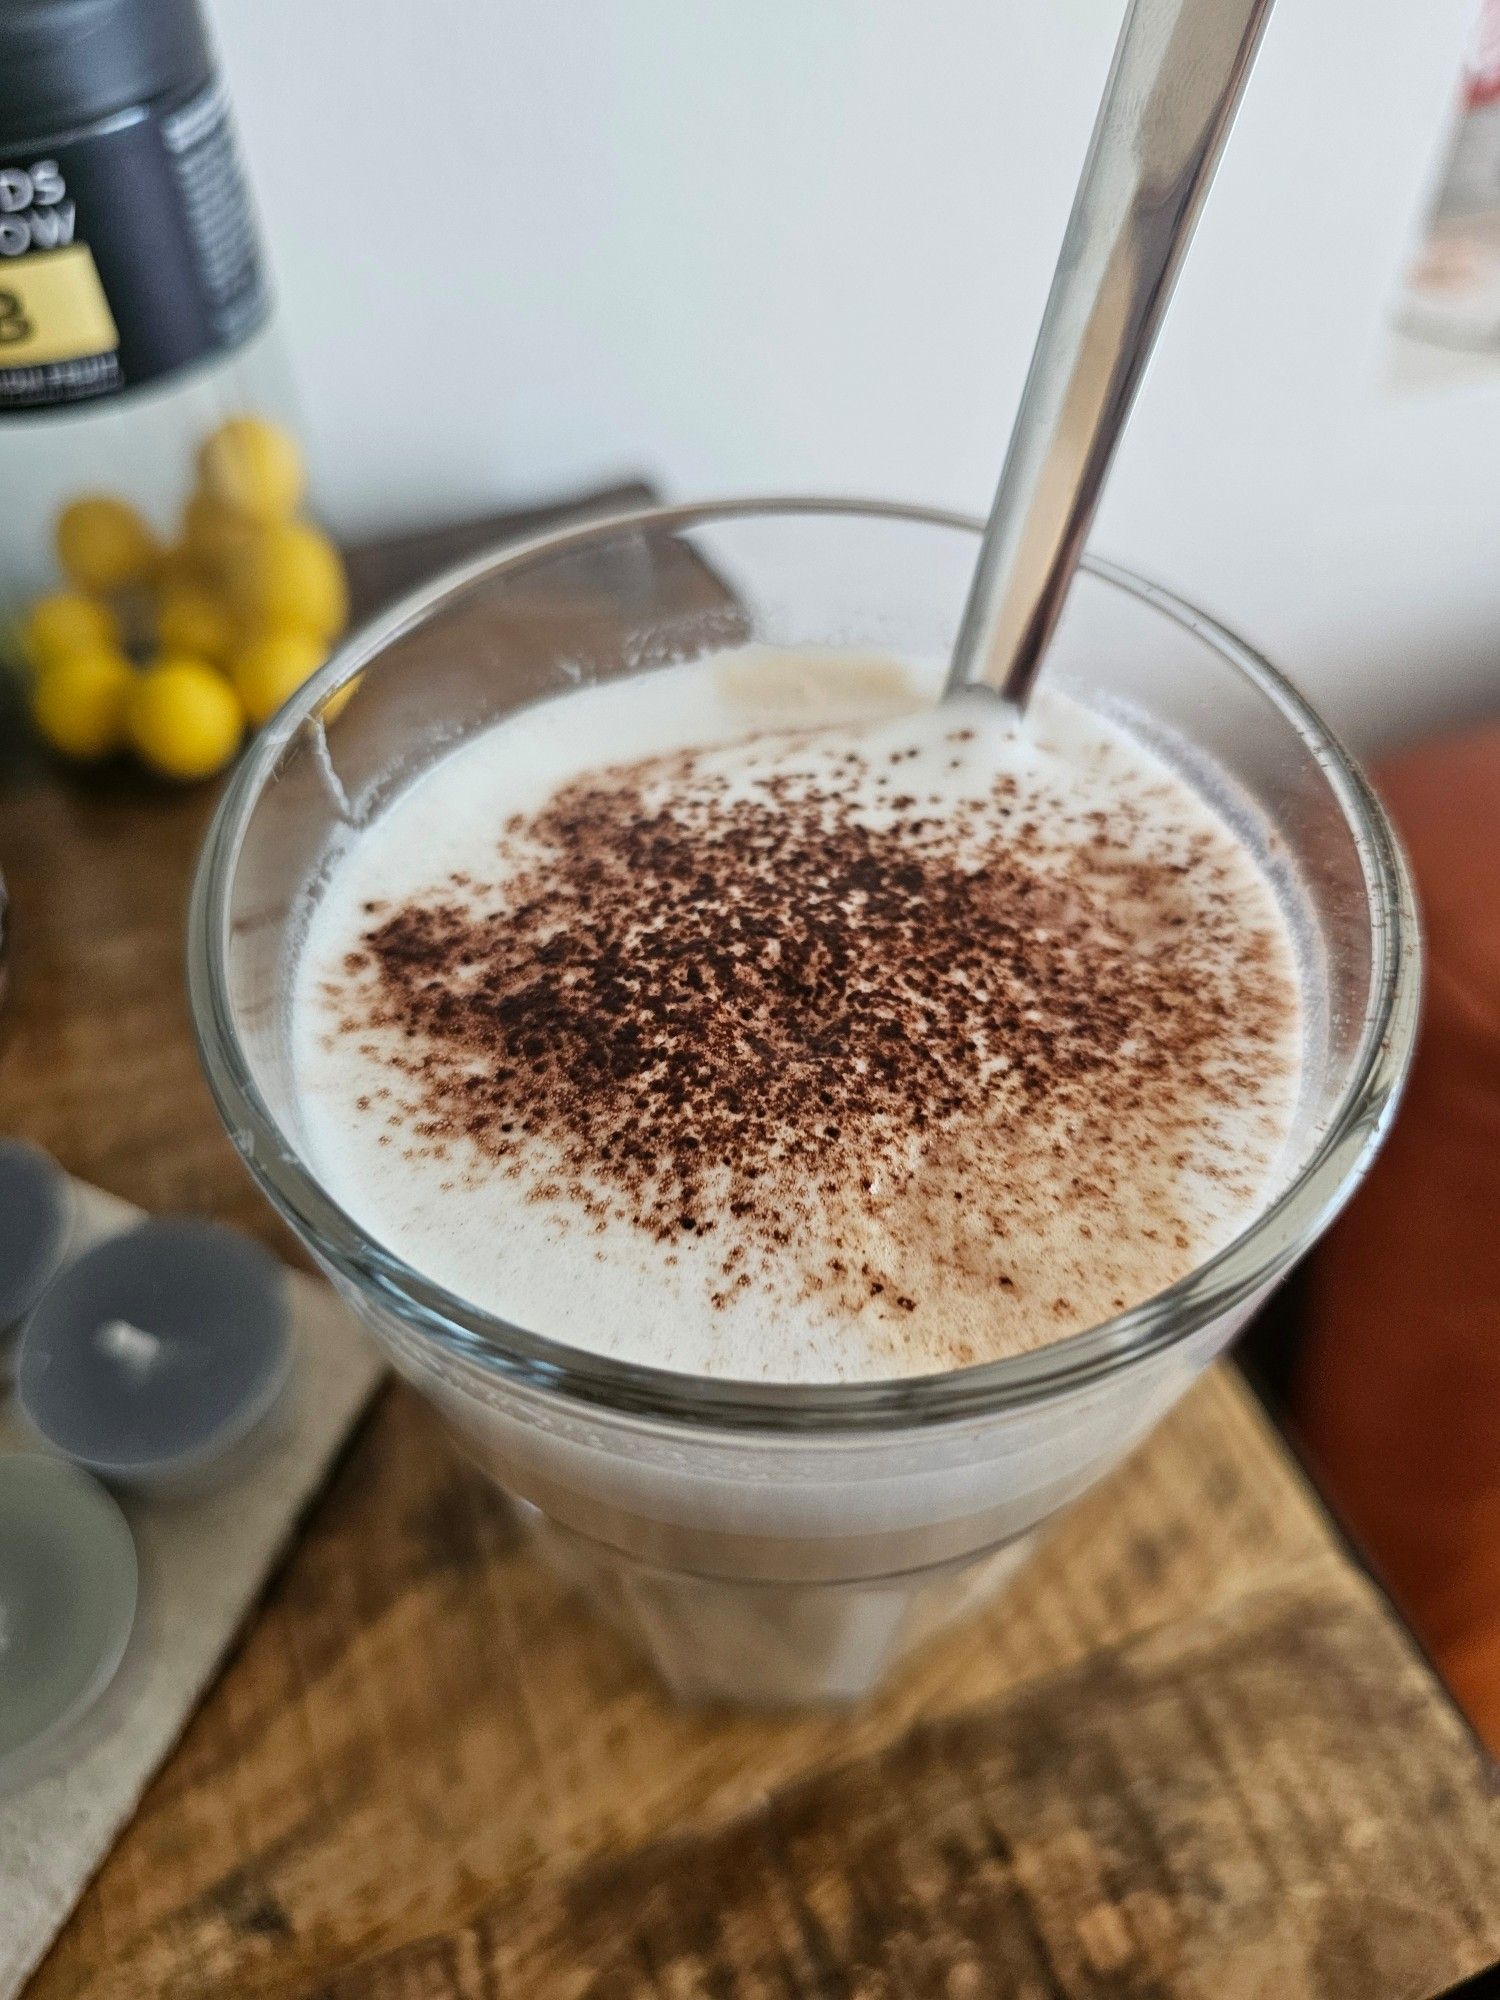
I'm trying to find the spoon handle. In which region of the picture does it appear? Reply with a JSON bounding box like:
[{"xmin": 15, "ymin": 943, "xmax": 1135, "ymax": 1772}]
[{"xmin": 946, "ymin": 0, "xmax": 1274, "ymax": 708}]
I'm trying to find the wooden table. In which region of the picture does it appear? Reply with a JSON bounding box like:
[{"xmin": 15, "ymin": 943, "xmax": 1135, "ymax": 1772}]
[{"xmin": 2, "ymin": 502, "xmax": 1496, "ymax": 2000}]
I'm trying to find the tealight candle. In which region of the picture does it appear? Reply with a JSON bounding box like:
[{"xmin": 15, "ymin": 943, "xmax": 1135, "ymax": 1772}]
[
  {"xmin": 0, "ymin": 1454, "xmax": 138, "ymax": 1792},
  {"xmin": 0, "ymin": 1140, "xmax": 73, "ymax": 1364},
  {"xmin": 17, "ymin": 1218, "xmax": 292, "ymax": 1491}
]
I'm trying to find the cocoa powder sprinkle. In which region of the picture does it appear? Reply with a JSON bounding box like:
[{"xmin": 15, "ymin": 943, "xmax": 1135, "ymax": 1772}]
[{"xmin": 316, "ymin": 727, "xmax": 1296, "ymax": 1364}]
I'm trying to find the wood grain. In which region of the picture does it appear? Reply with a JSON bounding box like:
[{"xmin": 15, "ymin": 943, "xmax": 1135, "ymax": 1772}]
[
  {"xmin": 2, "ymin": 502, "xmax": 1496, "ymax": 2000},
  {"xmin": 22, "ymin": 1374, "xmax": 1500, "ymax": 2000}
]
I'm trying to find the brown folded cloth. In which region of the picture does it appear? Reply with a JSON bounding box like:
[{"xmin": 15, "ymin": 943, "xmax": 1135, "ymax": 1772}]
[{"xmin": 1294, "ymin": 723, "xmax": 1500, "ymax": 1751}]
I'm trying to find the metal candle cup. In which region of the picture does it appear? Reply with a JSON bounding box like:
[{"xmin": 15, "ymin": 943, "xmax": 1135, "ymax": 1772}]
[
  {"xmin": 0, "ymin": 1454, "xmax": 138, "ymax": 1791},
  {"xmin": 0, "ymin": 1140, "xmax": 73, "ymax": 1369},
  {"xmin": 16, "ymin": 1219, "xmax": 292, "ymax": 1494}
]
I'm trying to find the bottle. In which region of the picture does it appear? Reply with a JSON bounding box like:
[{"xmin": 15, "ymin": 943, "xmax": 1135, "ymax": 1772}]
[{"xmin": 0, "ymin": 0, "xmax": 299, "ymax": 634}]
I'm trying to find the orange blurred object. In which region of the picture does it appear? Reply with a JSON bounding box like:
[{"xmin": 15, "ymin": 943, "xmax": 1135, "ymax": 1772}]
[{"xmin": 1296, "ymin": 723, "xmax": 1500, "ymax": 1750}]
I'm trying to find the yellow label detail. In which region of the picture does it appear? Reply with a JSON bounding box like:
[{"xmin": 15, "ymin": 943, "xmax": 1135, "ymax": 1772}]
[{"xmin": 0, "ymin": 245, "xmax": 119, "ymax": 369}]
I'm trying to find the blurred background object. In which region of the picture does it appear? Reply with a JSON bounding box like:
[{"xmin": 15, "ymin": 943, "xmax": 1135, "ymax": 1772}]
[
  {"xmin": 1292, "ymin": 724, "xmax": 1500, "ymax": 1755},
  {"xmin": 1396, "ymin": 0, "xmax": 1500, "ymax": 357},
  {"xmin": 0, "ymin": 0, "xmax": 343, "ymax": 780}
]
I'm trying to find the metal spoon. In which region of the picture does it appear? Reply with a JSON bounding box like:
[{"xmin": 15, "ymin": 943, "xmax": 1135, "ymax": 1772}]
[{"xmin": 946, "ymin": 0, "xmax": 1275, "ymax": 709}]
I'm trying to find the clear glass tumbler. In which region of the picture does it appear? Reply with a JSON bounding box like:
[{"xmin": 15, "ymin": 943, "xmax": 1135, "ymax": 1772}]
[{"xmin": 188, "ymin": 500, "xmax": 1420, "ymax": 1705}]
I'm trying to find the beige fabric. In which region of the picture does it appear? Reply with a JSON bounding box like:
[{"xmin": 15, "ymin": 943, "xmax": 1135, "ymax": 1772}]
[{"xmin": 0, "ymin": 1181, "xmax": 383, "ymax": 2000}]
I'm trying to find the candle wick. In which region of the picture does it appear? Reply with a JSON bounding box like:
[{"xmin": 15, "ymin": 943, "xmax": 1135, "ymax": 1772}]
[{"xmin": 94, "ymin": 1318, "xmax": 165, "ymax": 1379}]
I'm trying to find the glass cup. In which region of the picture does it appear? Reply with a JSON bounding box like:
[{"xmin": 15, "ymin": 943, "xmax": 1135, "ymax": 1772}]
[{"xmin": 188, "ymin": 500, "xmax": 1420, "ymax": 1705}]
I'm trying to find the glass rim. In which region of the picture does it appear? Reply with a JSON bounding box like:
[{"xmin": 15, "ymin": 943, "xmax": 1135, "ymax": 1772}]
[{"xmin": 187, "ymin": 495, "xmax": 1421, "ymax": 1434}]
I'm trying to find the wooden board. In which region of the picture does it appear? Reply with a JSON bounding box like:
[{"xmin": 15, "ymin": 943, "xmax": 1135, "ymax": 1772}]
[
  {"xmin": 20, "ymin": 1372, "xmax": 1500, "ymax": 2000},
  {"xmin": 2, "ymin": 501, "xmax": 1497, "ymax": 1999}
]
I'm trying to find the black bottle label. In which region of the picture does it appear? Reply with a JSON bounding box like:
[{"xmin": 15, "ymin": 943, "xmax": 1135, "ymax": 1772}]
[{"xmin": 0, "ymin": 78, "xmax": 270, "ymax": 416}]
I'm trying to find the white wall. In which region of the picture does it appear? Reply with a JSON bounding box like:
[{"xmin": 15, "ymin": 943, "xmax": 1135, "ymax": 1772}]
[{"xmin": 211, "ymin": 0, "xmax": 1499, "ymax": 750}]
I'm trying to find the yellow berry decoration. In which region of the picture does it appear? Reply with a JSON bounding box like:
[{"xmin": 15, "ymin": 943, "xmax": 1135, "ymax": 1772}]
[
  {"xmin": 20, "ymin": 592, "xmax": 120, "ymax": 673},
  {"xmin": 30, "ymin": 649, "xmax": 134, "ymax": 761},
  {"xmin": 55, "ymin": 495, "xmax": 159, "ymax": 593},
  {"xmin": 319, "ymin": 670, "xmax": 360, "ymax": 724},
  {"xmin": 157, "ymin": 580, "xmax": 235, "ymax": 662},
  {"xmin": 198, "ymin": 414, "xmax": 304, "ymax": 524},
  {"xmin": 127, "ymin": 657, "xmax": 243, "ymax": 780},
  {"xmin": 153, "ymin": 544, "xmax": 201, "ymax": 597},
  {"xmin": 230, "ymin": 629, "xmax": 326, "ymax": 725},
  {"xmin": 181, "ymin": 488, "xmax": 255, "ymax": 578},
  {"xmin": 229, "ymin": 520, "xmax": 347, "ymax": 639}
]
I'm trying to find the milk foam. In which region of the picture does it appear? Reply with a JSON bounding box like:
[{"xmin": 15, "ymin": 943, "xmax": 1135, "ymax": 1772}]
[{"xmin": 292, "ymin": 648, "xmax": 1302, "ymax": 1382}]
